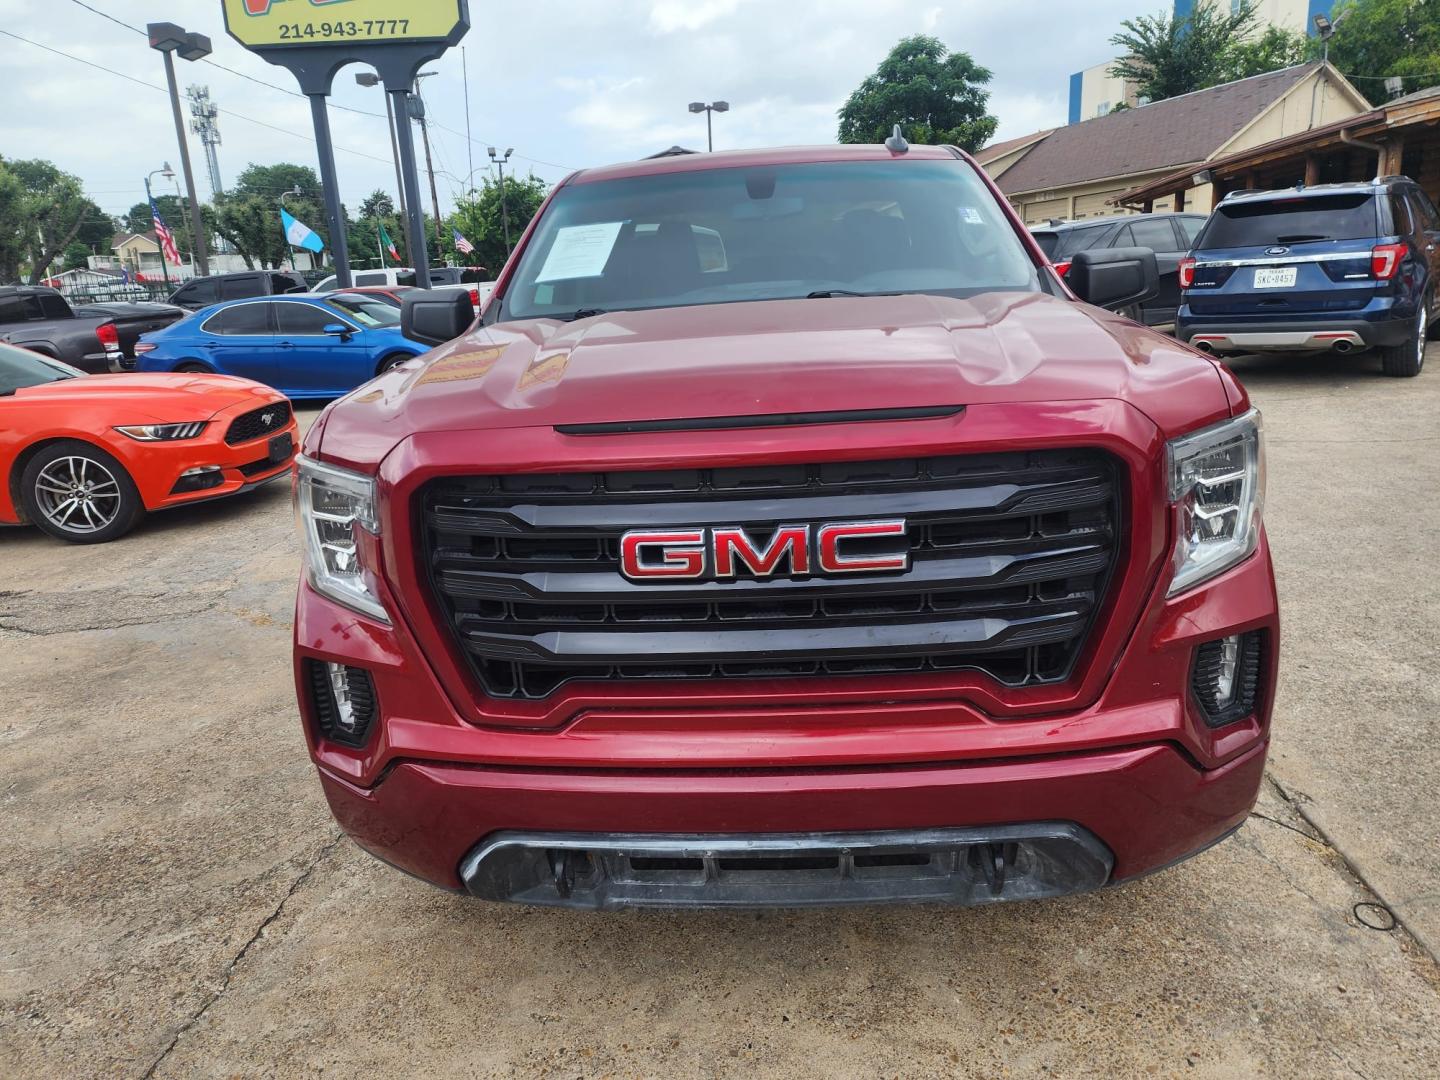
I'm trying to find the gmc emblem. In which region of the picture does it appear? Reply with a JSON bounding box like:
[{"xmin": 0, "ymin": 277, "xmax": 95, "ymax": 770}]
[{"xmin": 619, "ymin": 521, "xmax": 909, "ymax": 581}]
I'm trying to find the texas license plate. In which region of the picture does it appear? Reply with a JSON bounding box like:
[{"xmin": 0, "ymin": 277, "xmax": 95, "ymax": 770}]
[
  {"xmin": 1254, "ymin": 266, "xmax": 1297, "ymax": 289},
  {"xmin": 268, "ymin": 432, "xmax": 294, "ymax": 464}
]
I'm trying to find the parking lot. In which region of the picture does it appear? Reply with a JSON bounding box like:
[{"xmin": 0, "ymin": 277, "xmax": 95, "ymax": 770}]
[{"xmin": 2, "ymin": 345, "xmax": 1438, "ymax": 1079}]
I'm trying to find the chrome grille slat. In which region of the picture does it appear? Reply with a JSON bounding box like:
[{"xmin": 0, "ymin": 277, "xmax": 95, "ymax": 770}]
[{"xmin": 421, "ymin": 450, "xmax": 1120, "ymax": 700}]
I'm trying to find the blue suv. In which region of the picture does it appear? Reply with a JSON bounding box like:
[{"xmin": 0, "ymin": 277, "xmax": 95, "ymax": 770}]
[{"xmin": 1176, "ymin": 178, "xmax": 1439, "ymax": 377}]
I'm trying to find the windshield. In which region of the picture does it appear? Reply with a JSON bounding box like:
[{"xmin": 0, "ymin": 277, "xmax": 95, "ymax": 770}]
[
  {"xmin": 326, "ymin": 296, "xmax": 401, "ymax": 328},
  {"xmin": 0, "ymin": 341, "xmax": 82, "ymax": 394},
  {"xmin": 497, "ymin": 159, "xmax": 1040, "ymax": 321},
  {"xmin": 1197, "ymin": 194, "xmax": 1380, "ymax": 249}
]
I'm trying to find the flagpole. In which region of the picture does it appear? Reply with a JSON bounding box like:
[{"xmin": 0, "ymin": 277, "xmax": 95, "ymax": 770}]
[
  {"xmin": 378, "ymin": 225, "xmax": 385, "ymax": 267},
  {"xmin": 280, "ymin": 189, "xmax": 299, "ymax": 273},
  {"xmin": 144, "ymin": 174, "xmax": 173, "ymax": 292}
]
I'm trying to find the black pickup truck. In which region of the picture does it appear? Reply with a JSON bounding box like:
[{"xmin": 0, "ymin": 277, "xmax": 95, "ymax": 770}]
[{"xmin": 0, "ymin": 286, "xmax": 185, "ymax": 373}]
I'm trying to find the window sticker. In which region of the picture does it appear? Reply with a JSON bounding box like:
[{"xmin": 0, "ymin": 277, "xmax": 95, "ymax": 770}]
[
  {"xmin": 535, "ymin": 222, "xmax": 625, "ymax": 282},
  {"xmin": 959, "ymin": 207, "xmax": 984, "ymax": 224}
]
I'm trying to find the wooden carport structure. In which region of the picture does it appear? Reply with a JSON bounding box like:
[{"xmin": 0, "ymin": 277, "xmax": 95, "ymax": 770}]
[{"xmin": 1115, "ymin": 87, "xmax": 1440, "ymax": 214}]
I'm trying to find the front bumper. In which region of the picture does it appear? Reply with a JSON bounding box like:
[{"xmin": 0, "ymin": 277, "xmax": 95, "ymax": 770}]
[
  {"xmin": 1176, "ymin": 314, "xmax": 1413, "ymax": 353},
  {"xmin": 128, "ymin": 410, "xmax": 299, "ymax": 511}
]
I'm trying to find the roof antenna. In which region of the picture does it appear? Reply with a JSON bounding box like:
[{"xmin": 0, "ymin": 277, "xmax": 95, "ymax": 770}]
[{"xmin": 884, "ymin": 124, "xmax": 909, "ymax": 153}]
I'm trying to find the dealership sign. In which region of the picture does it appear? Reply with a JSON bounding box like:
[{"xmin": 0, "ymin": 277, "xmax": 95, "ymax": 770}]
[{"xmin": 222, "ymin": 0, "xmax": 467, "ymax": 48}]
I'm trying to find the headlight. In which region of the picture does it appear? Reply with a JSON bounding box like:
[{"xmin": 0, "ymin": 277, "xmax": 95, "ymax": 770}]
[
  {"xmin": 115, "ymin": 422, "xmax": 208, "ymax": 441},
  {"xmin": 295, "ymin": 455, "xmax": 389, "ymax": 622},
  {"xmin": 1166, "ymin": 409, "xmax": 1264, "ymax": 596}
]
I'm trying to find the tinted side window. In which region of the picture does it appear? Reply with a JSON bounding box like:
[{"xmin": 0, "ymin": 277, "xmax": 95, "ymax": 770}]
[
  {"xmin": 272, "ymin": 273, "xmax": 303, "ymax": 294},
  {"xmin": 205, "ymin": 303, "xmax": 273, "ymax": 335},
  {"xmin": 275, "ymin": 303, "xmax": 343, "ymax": 335},
  {"xmin": 1177, "ymin": 216, "xmax": 1207, "ymax": 245},
  {"xmin": 1121, "ymin": 217, "xmax": 1179, "ymax": 251},
  {"xmin": 0, "ymin": 295, "xmax": 29, "ymax": 323},
  {"xmin": 353, "ymin": 272, "xmax": 387, "ymax": 286},
  {"xmin": 1413, "ymin": 190, "xmax": 1440, "ymax": 230},
  {"xmin": 177, "ymin": 279, "xmax": 219, "ymax": 306},
  {"xmin": 38, "ymin": 293, "xmax": 71, "ymax": 318},
  {"xmin": 219, "ymin": 276, "xmax": 263, "ymax": 301},
  {"xmin": 1056, "ymin": 226, "xmax": 1112, "ymax": 258},
  {"xmin": 1030, "ymin": 231, "xmax": 1060, "ymax": 259},
  {"xmin": 1198, "ymin": 194, "xmax": 1379, "ymax": 249},
  {"xmin": 1390, "ymin": 193, "xmax": 1413, "ymax": 237}
]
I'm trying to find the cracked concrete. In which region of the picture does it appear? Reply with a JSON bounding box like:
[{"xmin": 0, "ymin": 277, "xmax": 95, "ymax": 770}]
[{"xmin": 3, "ymin": 345, "xmax": 1440, "ymax": 1078}]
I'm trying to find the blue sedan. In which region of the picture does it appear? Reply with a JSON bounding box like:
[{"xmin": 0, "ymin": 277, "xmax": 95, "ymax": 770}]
[{"xmin": 133, "ymin": 293, "xmax": 428, "ymax": 399}]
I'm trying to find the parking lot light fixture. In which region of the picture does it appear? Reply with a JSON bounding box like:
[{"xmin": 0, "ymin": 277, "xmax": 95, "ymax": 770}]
[
  {"xmin": 688, "ymin": 100, "xmax": 730, "ymax": 151},
  {"xmin": 147, "ymin": 22, "xmax": 211, "ymax": 276}
]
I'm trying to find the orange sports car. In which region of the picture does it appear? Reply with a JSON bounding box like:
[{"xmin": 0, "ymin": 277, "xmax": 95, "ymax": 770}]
[{"xmin": 0, "ymin": 341, "xmax": 298, "ymax": 544}]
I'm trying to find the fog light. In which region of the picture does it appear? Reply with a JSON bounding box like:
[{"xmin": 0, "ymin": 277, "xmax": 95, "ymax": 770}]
[
  {"xmin": 1191, "ymin": 631, "xmax": 1264, "ymax": 727},
  {"xmin": 306, "ymin": 660, "xmax": 378, "ymax": 747},
  {"xmin": 171, "ymin": 466, "xmax": 224, "ymax": 494}
]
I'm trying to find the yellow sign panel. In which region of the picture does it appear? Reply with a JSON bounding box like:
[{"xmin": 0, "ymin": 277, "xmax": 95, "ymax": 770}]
[{"xmin": 222, "ymin": 0, "xmax": 465, "ymax": 48}]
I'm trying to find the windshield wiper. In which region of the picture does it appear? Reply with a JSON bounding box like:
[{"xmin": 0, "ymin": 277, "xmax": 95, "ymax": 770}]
[
  {"xmin": 804, "ymin": 289, "xmax": 905, "ymax": 299},
  {"xmin": 560, "ymin": 307, "xmax": 608, "ymax": 322}
]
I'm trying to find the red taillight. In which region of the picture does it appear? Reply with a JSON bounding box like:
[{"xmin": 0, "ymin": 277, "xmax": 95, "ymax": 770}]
[
  {"xmin": 1371, "ymin": 243, "xmax": 1405, "ymax": 280},
  {"xmin": 96, "ymin": 323, "xmax": 120, "ymax": 349},
  {"xmin": 1178, "ymin": 257, "xmax": 1196, "ymax": 289},
  {"xmin": 469, "ymin": 287, "xmax": 480, "ymax": 305},
  {"xmin": 1052, "ymin": 260, "xmax": 1071, "ymax": 278},
  {"xmin": 135, "ymin": 342, "xmax": 157, "ymax": 354}
]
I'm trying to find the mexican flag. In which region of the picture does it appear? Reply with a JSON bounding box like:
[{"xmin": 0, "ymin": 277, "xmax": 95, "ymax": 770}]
[{"xmin": 378, "ymin": 223, "xmax": 401, "ymax": 264}]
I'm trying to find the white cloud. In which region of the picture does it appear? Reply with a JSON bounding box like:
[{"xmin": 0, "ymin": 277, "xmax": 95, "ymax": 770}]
[{"xmin": 648, "ymin": 0, "xmax": 745, "ymax": 34}]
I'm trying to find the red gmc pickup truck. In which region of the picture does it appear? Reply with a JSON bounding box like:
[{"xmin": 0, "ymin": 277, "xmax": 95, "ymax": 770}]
[{"xmin": 293, "ymin": 142, "xmax": 1277, "ymax": 909}]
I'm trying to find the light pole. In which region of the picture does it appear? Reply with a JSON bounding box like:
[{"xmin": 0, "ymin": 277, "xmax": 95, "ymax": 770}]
[
  {"xmin": 144, "ymin": 163, "xmax": 176, "ymax": 291},
  {"xmin": 147, "ymin": 23, "xmax": 211, "ymax": 276},
  {"xmin": 688, "ymin": 100, "xmax": 729, "ymax": 152},
  {"xmin": 489, "ymin": 146, "xmax": 514, "ymax": 255},
  {"xmin": 279, "ymin": 185, "xmax": 303, "ymax": 272},
  {"xmin": 410, "ymin": 73, "xmax": 446, "ymax": 260},
  {"xmin": 1312, "ymin": 9, "xmax": 1352, "ymax": 65},
  {"xmin": 356, "ymin": 72, "xmax": 410, "ymax": 238}
]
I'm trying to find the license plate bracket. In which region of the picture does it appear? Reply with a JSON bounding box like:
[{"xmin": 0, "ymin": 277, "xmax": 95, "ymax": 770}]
[
  {"xmin": 267, "ymin": 432, "xmax": 294, "ymax": 464},
  {"xmin": 1253, "ymin": 266, "xmax": 1297, "ymax": 289}
]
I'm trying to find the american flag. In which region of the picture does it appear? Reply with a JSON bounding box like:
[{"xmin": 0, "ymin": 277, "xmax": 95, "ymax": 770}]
[
  {"xmin": 150, "ymin": 196, "xmax": 181, "ymax": 265},
  {"xmin": 453, "ymin": 227, "xmax": 476, "ymax": 255}
]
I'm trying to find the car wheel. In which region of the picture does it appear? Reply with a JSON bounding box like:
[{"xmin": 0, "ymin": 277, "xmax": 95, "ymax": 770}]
[
  {"xmin": 19, "ymin": 441, "xmax": 144, "ymax": 544},
  {"xmin": 1117, "ymin": 303, "xmax": 1144, "ymax": 323},
  {"xmin": 175, "ymin": 362, "xmax": 211, "ymax": 374},
  {"xmin": 1379, "ymin": 305, "xmax": 1427, "ymax": 378},
  {"xmin": 376, "ymin": 353, "xmax": 412, "ymax": 375}
]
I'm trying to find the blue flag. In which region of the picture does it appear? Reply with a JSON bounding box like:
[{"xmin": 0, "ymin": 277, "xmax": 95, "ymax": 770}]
[{"xmin": 281, "ymin": 208, "xmax": 326, "ymax": 253}]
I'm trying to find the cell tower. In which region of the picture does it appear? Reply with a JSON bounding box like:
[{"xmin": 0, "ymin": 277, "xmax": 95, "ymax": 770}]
[{"xmin": 187, "ymin": 86, "xmax": 224, "ymax": 197}]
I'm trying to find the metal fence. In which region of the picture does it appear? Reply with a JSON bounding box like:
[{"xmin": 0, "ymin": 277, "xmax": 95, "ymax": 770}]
[{"xmin": 58, "ymin": 282, "xmax": 177, "ymax": 305}]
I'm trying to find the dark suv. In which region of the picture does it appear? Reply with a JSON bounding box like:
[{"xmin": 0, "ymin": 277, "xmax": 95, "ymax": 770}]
[
  {"xmin": 168, "ymin": 270, "xmax": 309, "ymax": 311},
  {"xmin": 1031, "ymin": 212, "xmax": 1208, "ymax": 325},
  {"xmin": 1176, "ymin": 178, "xmax": 1439, "ymax": 376}
]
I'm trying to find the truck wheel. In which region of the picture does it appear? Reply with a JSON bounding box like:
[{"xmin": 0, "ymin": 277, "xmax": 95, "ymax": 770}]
[
  {"xmin": 1379, "ymin": 306, "xmax": 1426, "ymax": 378},
  {"xmin": 20, "ymin": 441, "xmax": 145, "ymax": 544}
]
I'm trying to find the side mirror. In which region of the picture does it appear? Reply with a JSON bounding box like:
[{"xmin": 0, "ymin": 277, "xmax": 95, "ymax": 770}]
[
  {"xmin": 401, "ymin": 289, "xmax": 474, "ymax": 347},
  {"xmin": 323, "ymin": 323, "xmax": 352, "ymax": 338},
  {"xmin": 1068, "ymin": 247, "xmax": 1160, "ymax": 311}
]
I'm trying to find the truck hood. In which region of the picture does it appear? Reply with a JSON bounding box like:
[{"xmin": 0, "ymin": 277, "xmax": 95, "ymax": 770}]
[
  {"xmin": 15, "ymin": 372, "xmax": 281, "ymax": 421},
  {"xmin": 321, "ymin": 292, "xmax": 1232, "ymax": 468}
]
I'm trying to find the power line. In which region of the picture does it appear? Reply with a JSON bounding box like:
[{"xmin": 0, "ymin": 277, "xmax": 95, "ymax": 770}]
[{"xmin": 0, "ymin": 29, "xmax": 395, "ymax": 167}]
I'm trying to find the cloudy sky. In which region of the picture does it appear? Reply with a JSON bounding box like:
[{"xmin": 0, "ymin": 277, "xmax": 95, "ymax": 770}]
[{"xmin": 1, "ymin": 0, "xmax": 1142, "ymax": 223}]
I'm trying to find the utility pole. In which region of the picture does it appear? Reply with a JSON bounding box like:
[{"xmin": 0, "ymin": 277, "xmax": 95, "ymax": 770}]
[
  {"xmin": 409, "ymin": 77, "xmax": 445, "ymax": 261},
  {"xmin": 147, "ymin": 23, "xmax": 212, "ymax": 276},
  {"xmin": 489, "ymin": 146, "xmax": 513, "ymax": 255}
]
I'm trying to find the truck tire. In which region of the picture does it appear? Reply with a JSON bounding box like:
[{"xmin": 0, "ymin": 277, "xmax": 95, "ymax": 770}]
[
  {"xmin": 1379, "ymin": 305, "xmax": 1426, "ymax": 378},
  {"xmin": 19, "ymin": 440, "xmax": 145, "ymax": 544}
]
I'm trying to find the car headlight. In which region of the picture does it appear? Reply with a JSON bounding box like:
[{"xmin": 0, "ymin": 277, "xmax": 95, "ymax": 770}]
[
  {"xmin": 1166, "ymin": 408, "xmax": 1264, "ymax": 596},
  {"xmin": 295, "ymin": 455, "xmax": 389, "ymax": 623},
  {"xmin": 114, "ymin": 422, "xmax": 208, "ymax": 441}
]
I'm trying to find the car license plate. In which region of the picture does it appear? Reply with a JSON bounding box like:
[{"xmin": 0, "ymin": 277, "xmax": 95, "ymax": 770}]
[
  {"xmin": 1254, "ymin": 266, "xmax": 1297, "ymax": 289},
  {"xmin": 268, "ymin": 432, "xmax": 294, "ymax": 464}
]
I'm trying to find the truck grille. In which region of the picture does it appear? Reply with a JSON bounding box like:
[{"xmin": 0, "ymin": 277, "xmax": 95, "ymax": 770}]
[
  {"xmin": 422, "ymin": 450, "xmax": 1120, "ymax": 700},
  {"xmin": 225, "ymin": 402, "xmax": 292, "ymax": 446}
]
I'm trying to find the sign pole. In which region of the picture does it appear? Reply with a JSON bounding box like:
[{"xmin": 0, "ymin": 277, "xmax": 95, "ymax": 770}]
[
  {"xmin": 390, "ymin": 86, "xmax": 432, "ymax": 286},
  {"xmin": 308, "ymin": 93, "xmax": 353, "ymax": 289}
]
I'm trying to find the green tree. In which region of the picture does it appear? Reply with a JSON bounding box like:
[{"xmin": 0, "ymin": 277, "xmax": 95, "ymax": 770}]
[
  {"xmin": 61, "ymin": 241, "xmax": 92, "ymax": 272},
  {"xmin": 837, "ymin": 35, "xmax": 997, "ymax": 151},
  {"xmin": 0, "ymin": 158, "xmax": 93, "ymax": 283},
  {"xmin": 448, "ymin": 175, "xmax": 549, "ymax": 274},
  {"xmin": 1109, "ymin": 2, "xmax": 1266, "ymax": 104},
  {"xmin": 358, "ymin": 189, "xmax": 396, "ymax": 220},
  {"xmin": 1323, "ymin": 0, "xmax": 1440, "ymax": 104},
  {"xmin": 1230, "ymin": 24, "xmax": 1309, "ymax": 81},
  {"xmin": 212, "ymin": 163, "xmax": 326, "ymax": 270}
]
